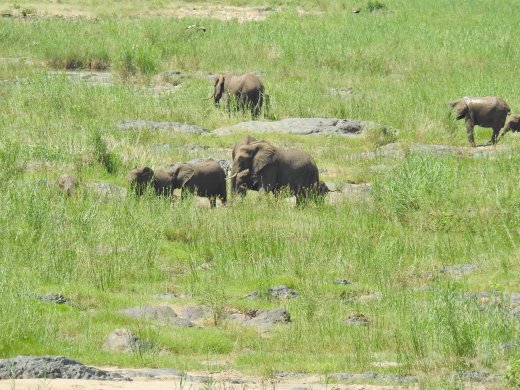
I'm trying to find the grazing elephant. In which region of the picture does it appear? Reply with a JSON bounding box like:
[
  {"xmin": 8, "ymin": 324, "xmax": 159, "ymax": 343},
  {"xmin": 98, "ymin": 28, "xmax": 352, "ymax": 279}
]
[
  {"xmin": 499, "ymin": 114, "xmax": 520, "ymax": 140},
  {"xmin": 213, "ymin": 73, "xmax": 265, "ymax": 118},
  {"xmin": 231, "ymin": 141, "xmax": 320, "ymax": 204},
  {"xmin": 449, "ymin": 96, "xmax": 510, "ymax": 146},
  {"xmin": 129, "ymin": 167, "xmax": 175, "ymax": 196},
  {"xmin": 168, "ymin": 160, "xmax": 227, "ymax": 207}
]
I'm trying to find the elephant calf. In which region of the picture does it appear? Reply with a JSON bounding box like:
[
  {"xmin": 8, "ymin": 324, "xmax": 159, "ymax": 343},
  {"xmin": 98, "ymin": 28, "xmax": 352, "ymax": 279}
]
[
  {"xmin": 129, "ymin": 167, "xmax": 175, "ymax": 197},
  {"xmin": 212, "ymin": 73, "xmax": 266, "ymax": 118},
  {"xmin": 449, "ymin": 96, "xmax": 510, "ymax": 146},
  {"xmin": 499, "ymin": 114, "xmax": 520, "ymax": 140},
  {"xmin": 167, "ymin": 159, "xmax": 227, "ymax": 207}
]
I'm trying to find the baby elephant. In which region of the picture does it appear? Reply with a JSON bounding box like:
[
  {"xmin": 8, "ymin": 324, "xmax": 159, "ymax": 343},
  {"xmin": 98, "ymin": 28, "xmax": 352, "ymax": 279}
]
[
  {"xmin": 129, "ymin": 167, "xmax": 176, "ymax": 196},
  {"xmin": 167, "ymin": 159, "xmax": 227, "ymax": 207},
  {"xmin": 499, "ymin": 114, "xmax": 520, "ymax": 140}
]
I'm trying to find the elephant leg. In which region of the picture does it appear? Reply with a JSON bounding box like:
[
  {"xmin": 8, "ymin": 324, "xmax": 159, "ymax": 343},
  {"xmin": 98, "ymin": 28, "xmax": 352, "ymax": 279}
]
[
  {"xmin": 489, "ymin": 126, "xmax": 501, "ymax": 145},
  {"xmin": 466, "ymin": 120, "xmax": 476, "ymax": 147}
]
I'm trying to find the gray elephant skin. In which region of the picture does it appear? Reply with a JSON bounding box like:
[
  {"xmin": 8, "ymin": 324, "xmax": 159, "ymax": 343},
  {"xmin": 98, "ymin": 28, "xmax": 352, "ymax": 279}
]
[
  {"xmin": 230, "ymin": 135, "xmax": 259, "ymax": 193},
  {"xmin": 499, "ymin": 114, "xmax": 520, "ymax": 140},
  {"xmin": 213, "ymin": 73, "xmax": 266, "ymax": 118},
  {"xmin": 129, "ymin": 167, "xmax": 175, "ymax": 196},
  {"xmin": 449, "ymin": 96, "xmax": 510, "ymax": 146},
  {"xmin": 231, "ymin": 141, "xmax": 320, "ymax": 204},
  {"xmin": 168, "ymin": 160, "xmax": 227, "ymax": 207}
]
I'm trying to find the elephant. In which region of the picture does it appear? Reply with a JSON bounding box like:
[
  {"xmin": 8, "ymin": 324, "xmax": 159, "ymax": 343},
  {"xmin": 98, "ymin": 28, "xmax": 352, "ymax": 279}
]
[
  {"xmin": 167, "ymin": 159, "xmax": 227, "ymax": 207},
  {"xmin": 230, "ymin": 141, "xmax": 320, "ymax": 204},
  {"xmin": 230, "ymin": 135, "xmax": 258, "ymax": 194},
  {"xmin": 212, "ymin": 73, "xmax": 266, "ymax": 118},
  {"xmin": 128, "ymin": 167, "xmax": 175, "ymax": 197},
  {"xmin": 449, "ymin": 96, "xmax": 510, "ymax": 146},
  {"xmin": 499, "ymin": 114, "xmax": 520, "ymax": 140}
]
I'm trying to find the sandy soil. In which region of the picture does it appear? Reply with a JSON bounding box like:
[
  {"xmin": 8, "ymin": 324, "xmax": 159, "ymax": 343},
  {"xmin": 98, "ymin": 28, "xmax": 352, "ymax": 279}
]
[{"xmin": 1, "ymin": 371, "xmax": 414, "ymax": 390}]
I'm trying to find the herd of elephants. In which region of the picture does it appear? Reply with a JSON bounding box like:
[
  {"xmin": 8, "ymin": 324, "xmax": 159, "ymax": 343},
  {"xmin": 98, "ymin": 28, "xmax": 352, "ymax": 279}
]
[{"xmin": 122, "ymin": 73, "xmax": 520, "ymax": 207}]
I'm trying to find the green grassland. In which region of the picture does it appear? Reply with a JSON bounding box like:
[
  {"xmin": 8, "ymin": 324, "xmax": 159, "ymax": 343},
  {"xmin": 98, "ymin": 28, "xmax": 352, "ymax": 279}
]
[{"xmin": 0, "ymin": 0, "xmax": 520, "ymax": 388}]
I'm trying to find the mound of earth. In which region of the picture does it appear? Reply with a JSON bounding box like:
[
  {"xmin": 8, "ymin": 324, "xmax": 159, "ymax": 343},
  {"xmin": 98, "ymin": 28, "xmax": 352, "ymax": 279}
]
[
  {"xmin": 214, "ymin": 118, "xmax": 397, "ymax": 137},
  {"xmin": 0, "ymin": 356, "xmax": 129, "ymax": 380}
]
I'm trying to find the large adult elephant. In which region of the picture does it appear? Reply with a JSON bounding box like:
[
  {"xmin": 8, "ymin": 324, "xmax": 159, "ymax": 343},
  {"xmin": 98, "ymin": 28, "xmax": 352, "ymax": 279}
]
[
  {"xmin": 449, "ymin": 96, "xmax": 510, "ymax": 146},
  {"xmin": 230, "ymin": 141, "xmax": 320, "ymax": 204},
  {"xmin": 213, "ymin": 73, "xmax": 266, "ymax": 118},
  {"xmin": 230, "ymin": 135, "xmax": 258, "ymax": 194}
]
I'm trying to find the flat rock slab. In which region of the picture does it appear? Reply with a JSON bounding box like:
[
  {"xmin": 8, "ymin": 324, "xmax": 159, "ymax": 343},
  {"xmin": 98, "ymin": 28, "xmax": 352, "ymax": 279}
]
[
  {"xmin": 328, "ymin": 372, "xmax": 417, "ymax": 384},
  {"xmin": 230, "ymin": 309, "xmax": 291, "ymax": 330},
  {"xmin": 0, "ymin": 356, "xmax": 128, "ymax": 380},
  {"xmin": 120, "ymin": 306, "xmax": 194, "ymax": 327},
  {"xmin": 243, "ymin": 285, "xmax": 299, "ymax": 300},
  {"xmin": 116, "ymin": 368, "xmax": 185, "ymax": 378},
  {"xmin": 367, "ymin": 142, "xmax": 512, "ymax": 159},
  {"xmin": 117, "ymin": 120, "xmax": 208, "ymax": 135},
  {"xmin": 214, "ymin": 118, "xmax": 396, "ymax": 136}
]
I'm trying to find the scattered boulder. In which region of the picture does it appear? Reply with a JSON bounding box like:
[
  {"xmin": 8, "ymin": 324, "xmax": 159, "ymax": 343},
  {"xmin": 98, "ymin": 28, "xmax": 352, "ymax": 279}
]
[
  {"xmin": 0, "ymin": 356, "xmax": 129, "ymax": 380},
  {"xmin": 179, "ymin": 305, "xmax": 210, "ymax": 321},
  {"xmin": 452, "ymin": 370, "xmax": 490, "ymax": 383},
  {"xmin": 441, "ymin": 263, "xmax": 477, "ymax": 278},
  {"xmin": 346, "ymin": 312, "xmax": 370, "ymax": 326},
  {"xmin": 327, "ymin": 372, "xmax": 417, "ymax": 384},
  {"xmin": 268, "ymin": 285, "xmax": 300, "ymax": 299},
  {"xmin": 334, "ymin": 279, "xmax": 352, "ymax": 285},
  {"xmin": 230, "ymin": 309, "xmax": 291, "ymax": 330},
  {"xmin": 214, "ymin": 118, "xmax": 397, "ymax": 137},
  {"xmin": 35, "ymin": 292, "xmax": 68, "ymax": 304},
  {"xmin": 103, "ymin": 328, "xmax": 142, "ymax": 353},
  {"xmin": 86, "ymin": 181, "xmax": 127, "ymax": 198},
  {"xmin": 57, "ymin": 174, "xmax": 77, "ymax": 196},
  {"xmin": 116, "ymin": 120, "xmax": 208, "ymax": 135},
  {"xmin": 243, "ymin": 290, "xmax": 262, "ymax": 299},
  {"xmin": 119, "ymin": 306, "xmax": 194, "ymax": 327}
]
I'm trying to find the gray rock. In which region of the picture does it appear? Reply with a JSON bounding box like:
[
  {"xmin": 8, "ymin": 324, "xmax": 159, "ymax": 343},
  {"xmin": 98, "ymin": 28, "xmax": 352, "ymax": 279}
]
[
  {"xmin": 328, "ymin": 372, "xmax": 417, "ymax": 384},
  {"xmin": 116, "ymin": 120, "xmax": 208, "ymax": 135},
  {"xmin": 36, "ymin": 292, "xmax": 68, "ymax": 304},
  {"xmin": 116, "ymin": 368, "xmax": 185, "ymax": 378},
  {"xmin": 334, "ymin": 279, "xmax": 352, "ymax": 285},
  {"xmin": 329, "ymin": 87, "xmax": 354, "ymax": 97},
  {"xmin": 243, "ymin": 290, "xmax": 263, "ymax": 299},
  {"xmin": 452, "ymin": 370, "xmax": 490, "ymax": 382},
  {"xmin": 0, "ymin": 356, "xmax": 129, "ymax": 380},
  {"xmin": 103, "ymin": 328, "xmax": 141, "ymax": 353},
  {"xmin": 268, "ymin": 285, "xmax": 299, "ymax": 299},
  {"xmin": 441, "ymin": 263, "xmax": 477, "ymax": 277},
  {"xmin": 179, "ymin": 305, "xmax": 210, "ymax": 321},
  {"xmin": 230, "ymin": 309, "xmax": 291, "ymax": 330},
  {"xmin": 86, "ymin": 181, "xmax": 127, "ymax": 198},
  {"xmin": 120, "ymin": 306, "xmax": 194, "ymax": 327},
  {"xmin": 214, "ymin": 118, "xmax": 397, "ymax": 137},
  {"xmin": 57, "ymin": 174, "xmax": 77, "ymax": 197},
  {"xmin": 346, "ymin": 312, "xmax": 370, "ymax": 326},
  {"xmin": 367, "ymin": 142, "xmax": 512, "ymax": 160}
]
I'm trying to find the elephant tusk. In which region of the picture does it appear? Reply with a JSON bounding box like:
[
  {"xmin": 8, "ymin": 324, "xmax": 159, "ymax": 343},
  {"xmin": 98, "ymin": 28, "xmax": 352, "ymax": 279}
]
[{"xmin": 227, "ymin": 173, "xmax": 238, "ymax": 180}]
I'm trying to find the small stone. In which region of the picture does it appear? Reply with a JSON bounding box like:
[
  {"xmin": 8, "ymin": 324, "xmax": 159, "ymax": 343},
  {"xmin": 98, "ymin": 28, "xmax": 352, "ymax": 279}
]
[
  {"xmin": 334, "ymin": 279, "xmax": 352, "ymax": 285},
  {"xmin": 36, "ymin": 293, "xmax": 68, "ymax": 304},
  {"xmin": 243, "ymin": 290, "xmax": 262, "ymax": 299},
  {"xmin": 179, "ymin": 305, "xmax": 209, "ymax": 321},
  {"xmin": 267, "ymin": 285, "xmax": 299, "ymax": 299},
  {"xmin": 103, "ymin": 328, "xmax": 141, "ymax": 353},
  {"xmin": 441, "ymin": 263, "xmax": 477, "ymax": 278},
  {"xmin": 198, "ymin": 263, "xmax": 212, "ymax": 270},
  {"xmin": 346, "ymin": 312, "xmax": 370, "ymax": 326},
  {"xmin": 57, "ymin": 174, "xmax": 77, "ymax": 197}
]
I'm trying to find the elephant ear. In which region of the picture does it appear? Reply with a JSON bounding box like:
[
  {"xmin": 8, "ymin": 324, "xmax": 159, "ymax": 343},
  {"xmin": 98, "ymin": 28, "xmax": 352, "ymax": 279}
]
[
  {"xmin": 252, "ymin": 143, "xmax": 276, "ymax": 173},
  {"xmin": 175, "ymin": 164, "xmax": 195, "ymax": 186}
]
